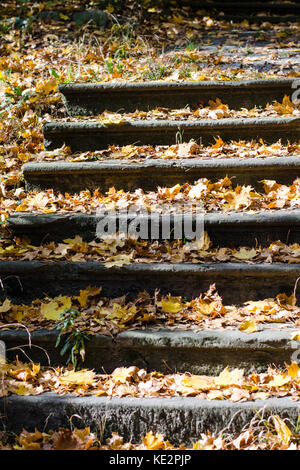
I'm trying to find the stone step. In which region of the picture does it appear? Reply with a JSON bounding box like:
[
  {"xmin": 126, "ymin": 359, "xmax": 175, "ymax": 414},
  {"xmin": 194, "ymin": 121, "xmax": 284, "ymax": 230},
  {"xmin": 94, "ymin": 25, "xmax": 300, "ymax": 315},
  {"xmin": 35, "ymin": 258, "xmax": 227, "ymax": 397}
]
[
  {"xmin": 58, "ymin": 79, "xmax": 295, "ymax": 115},
  {"xmin": 204, "ymin": 15, "xmax": 300, "ymax": 23},
  {"xmin": 163, "ymin": 0, "xmax": 300, "ymax": 11},
  {"xmin": 7, "ymin": 209, "xmax": 300, "ymax": 245},
  {"xmin": 22, "ymin": 156, "xmax": 300, "ymax": 193},
  {"xmin": 43, "ymin": 117, "xmax": 300, "ymax": 152},
  {"xmin": 159, "ymin": 1, "xmax": 300, "ymax": 22},
  {"xmin": 0, "ymin": 261, "xmax": 299, "ymax": 304},
  {"xmin": 23, "ymin": 157, "xmax": 300, "ymax": 193},
  {"xmin": 1, "ymin": 394, "xmax": 299, "ymax": 444},
  {"xmin": 1, "ymin": 324, "xmax": 298, "ymax": 375},
  {"xmin": 179, "ymin": 0, "xmax": 300, "ymax": 11}
]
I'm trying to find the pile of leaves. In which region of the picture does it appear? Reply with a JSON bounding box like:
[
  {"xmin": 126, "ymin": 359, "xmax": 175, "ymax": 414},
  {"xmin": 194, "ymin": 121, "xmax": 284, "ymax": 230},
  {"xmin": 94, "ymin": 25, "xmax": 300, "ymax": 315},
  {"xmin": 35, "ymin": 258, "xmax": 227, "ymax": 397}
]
[
  {"xmin": 3, "ymin": 360, "xmax": 300, "ymax": 403},
  {"xmin": 1, "ymin": 284, "xmax": 299, "ymax": 334},
  {"xmin": 64, "ymin": 140, "xmax": 300, "ymax": 162},
  {"xmin": 0, "ymin": 233, "xmax": 300, "ymax": 265},
  {"xmin": 0, "ymin": 416, "xmax": 298, "ymax": 450},
  {"xmin": 4, "ymin": 177, "xmax": 300, "ymax": 218}
]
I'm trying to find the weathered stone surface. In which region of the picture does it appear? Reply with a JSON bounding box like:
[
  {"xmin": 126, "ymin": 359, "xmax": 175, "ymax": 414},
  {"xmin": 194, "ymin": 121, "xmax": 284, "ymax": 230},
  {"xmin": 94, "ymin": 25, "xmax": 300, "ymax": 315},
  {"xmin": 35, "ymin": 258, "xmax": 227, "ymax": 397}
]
[
  {"xmin": 1, "ymin": 394, "xmax": 299, "ymax": 444},
  {"xmin": 43, "ymin": 117, "xmax": 300, "ymax": 151},
  {"xmin": 59, "ymin": 78, "xmax": 296, "ymax": 115},
  {"xmin": 0, "ymin": 261, "xmax": 299, "ymax": 304},
  {"xmin": 23, "ymin": 157, "xmax": 300, "ymax": 193},
  {"xmin": 7, "ymin": 209, "xmax": 300, "ymax": 245},
  {"xmin": 1, "ymin": 325, "xmax": 298, "ymax": 374},
  {"xmin": 73, "ymin": 9, "xmax": 107, "ymax": 27}
]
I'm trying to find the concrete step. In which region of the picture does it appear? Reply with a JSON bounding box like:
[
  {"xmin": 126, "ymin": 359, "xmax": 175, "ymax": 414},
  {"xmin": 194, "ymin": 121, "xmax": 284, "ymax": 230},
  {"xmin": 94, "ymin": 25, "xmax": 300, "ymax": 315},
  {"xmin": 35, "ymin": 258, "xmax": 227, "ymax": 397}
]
[
  {"xmin": 43, "ymin": 117, "xmax": 300, "ymax": 152},
  {"xmin": 0, "ymin": 261, "xmax": 299, "ymax": 304},
  {"xmin": 59, "ymin": 79, "xmax": 295, "ymax": 115},
  {"xmin": 7, "ymin": 209, "xmax": 300, "ymax": 245},
  {"xmin": 1, "ymin": 325, "xmax": 299, "ymax": 375},
  {"xmin": 179, "ymin": 0, "xmax": 300, "ymax": 12},
  {"xmin": 1, "ymin": 393, "xmax": 299, "ymax": 444},
  {"xmin": 23, "ymin": 157, "xmax": 300, "ymax": 193},
  {"xmin": 202, "ymin": 15, "xmax": 300, "ymax": 23}
]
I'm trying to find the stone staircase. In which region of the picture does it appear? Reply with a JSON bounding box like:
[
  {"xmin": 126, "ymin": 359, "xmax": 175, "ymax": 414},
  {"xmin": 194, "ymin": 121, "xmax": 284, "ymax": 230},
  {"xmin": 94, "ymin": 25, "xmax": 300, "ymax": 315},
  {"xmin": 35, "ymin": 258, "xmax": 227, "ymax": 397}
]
[{"xmin": 1, "ymin": 77, "xmax": 300, "ymax": 446}]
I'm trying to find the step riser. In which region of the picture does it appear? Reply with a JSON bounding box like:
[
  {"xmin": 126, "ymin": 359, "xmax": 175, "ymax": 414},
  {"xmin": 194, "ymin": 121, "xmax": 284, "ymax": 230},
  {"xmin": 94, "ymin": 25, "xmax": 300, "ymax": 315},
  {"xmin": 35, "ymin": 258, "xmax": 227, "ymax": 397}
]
[
  {"xmin": 206, "ymin": 15, "xmax": 300, "ymax": 23},
  {"xmin": 161, "ymin": 0, "xmax": 300, "ymax": 12},
  {"xmin": 183, "ymin": 2, "xmax": 300, "ymax": 12},
  {"xmin": 0, "ymin": 262, "xmax": 299, "ymax": 304},
  {"xmin": 59, "ymin": 79, "xmax": 295, "ymax": 115},
  {"xmin": 1, "ymin": 328, "xmax": 297, "ymax": 375},
  {"xmin": 7, "ymin": 211, "xmax": 300, "ymax": 245},
  {"xmin": 23, "ymin": 158, "xmax": 300, "ymax": 193},
  {"xmin": 43, "ymin": 118, "xmax": 300, "ymax": 151},
  {"xmin": 1, "ymin": 394, "xmax": 298, "ymax": 443}
]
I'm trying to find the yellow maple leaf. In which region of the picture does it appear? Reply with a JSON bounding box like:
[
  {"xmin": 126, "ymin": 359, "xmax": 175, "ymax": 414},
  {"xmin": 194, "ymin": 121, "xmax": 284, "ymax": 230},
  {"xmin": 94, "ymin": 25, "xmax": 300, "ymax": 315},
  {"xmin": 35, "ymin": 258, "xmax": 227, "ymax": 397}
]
[
  {"xmin": 286, "ymin": 362, "xmax": 299, "ymax": 379},
  {"xmin": 212, "ymin": 136, "xmax": 224, "ymax": 149},
  {"xmin": 106, "ymin": 3, "xmax": 114, "ymax": 13},
  {"xmin": 244, "ymin": 300, "xmax": 276, "ymax": 314},
  {"xmin": 161, "ymin": 297, "xmax": 184, "ymax": 314},
  {"xmin": 59, "ymin": 13, "xmax": 69, "ymax": 20},
  {"xmin": 268, "ymin": 373, "xmax": 291, "ymax": 388},
  {"xmin": 75, "ymin": 286, "xmax": 101, "ymax": 308},
  {"xmin": 112, "ymin": 366, "xmax": 137, "ymax": 384},
  {"xmin": 63, "ymin": 235, "xmax": 84, "ymax": 245},
  {"xmin": 142, "ymin": 431, "xmax": 167, "ymax": 450},
  {"xmin": 239, "ymin": 320, "xmax": 258, "ymax": 334},
  {"xmin": 233, "ymin": 248, "xmax": 257, "ymax": 260},
  {"xmin": 291, "ymin": 331, "xmax": 300, "ymax": 341},
  {"xmin": 272, "ymin": 415, "xmax": 292, "ymax": 446},
  {"xmin": 193, "ymin": 441, "xmax": 204, "ymax": 450},
  {"xmin": 272, "ymin": 95, "xmax": 294, "ymax": 115},
  {"xmin": 182, "ymin": 375, "xmax": 213, "ymax": 391},
  {"xmin": 41, "ymin": 296, "xmax": 72, "ymax": 320},
  {"xmin": 59, "ymin": 369, "xmax": 95, "ymax": 386},
  {"xmin": 36, "ymin": 77, "xmax": 57, "ymax": 95},
  {"xmin": 207, "ymin": 390, "xmax": 224, "ymax": 400},
  {"xmin": 0, "ymin": 298, "xmax": 11, "ymax": 313},
  {"xmin": 105, "ymin": 254, "xmax": 132, "ymax": 268},
  {"xmin": 214, "ymin": 367, "xmax": 244, "ymax": 387}
]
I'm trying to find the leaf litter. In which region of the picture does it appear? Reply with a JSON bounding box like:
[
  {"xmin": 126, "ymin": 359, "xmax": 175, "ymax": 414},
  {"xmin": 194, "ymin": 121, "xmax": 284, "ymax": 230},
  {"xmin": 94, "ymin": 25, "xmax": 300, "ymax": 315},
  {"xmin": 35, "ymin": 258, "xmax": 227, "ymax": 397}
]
[{"xmin": 1, "ymin": 284, "xmax": 300, "ymax": 334}]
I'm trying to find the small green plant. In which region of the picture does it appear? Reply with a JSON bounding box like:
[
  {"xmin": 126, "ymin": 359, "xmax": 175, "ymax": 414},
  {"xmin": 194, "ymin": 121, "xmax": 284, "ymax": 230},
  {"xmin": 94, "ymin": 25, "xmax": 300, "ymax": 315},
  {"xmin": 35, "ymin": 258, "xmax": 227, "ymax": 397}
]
[
  {"xmin": 185, "ymin": 41, "xmax": 197, "ymax": 51},
  {"xmin": 179, "ymin": 66, "xmax": 191, "ymax": 79},
  {"xmin": 105, "ymin": 60, "xmax": 115, "ymax": 74},
  {"xmin": 143, "ymin": 64, "xmax": 167, "ymax": 81},
  {"xmin": 55, "ymin": 308, "xmax": 91, "ymax": 370}
]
